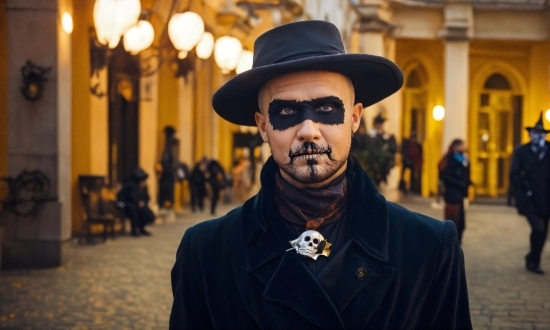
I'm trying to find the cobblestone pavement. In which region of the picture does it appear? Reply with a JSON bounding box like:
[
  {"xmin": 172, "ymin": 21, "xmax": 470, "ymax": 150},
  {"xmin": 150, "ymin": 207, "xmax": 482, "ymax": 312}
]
[{"xmin": 1, "ymin": 198, "xmax": 549, "ymax": 330}]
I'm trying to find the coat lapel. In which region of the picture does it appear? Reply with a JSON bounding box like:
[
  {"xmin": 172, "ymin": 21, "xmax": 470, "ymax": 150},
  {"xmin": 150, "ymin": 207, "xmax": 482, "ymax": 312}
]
[
  {"xmin": 263, "ymin": 251, "xmax": 345, "ymax": 329},
  {"xmin": 317, "ymin": 240, "xmax": 395, "ymax": 328}
]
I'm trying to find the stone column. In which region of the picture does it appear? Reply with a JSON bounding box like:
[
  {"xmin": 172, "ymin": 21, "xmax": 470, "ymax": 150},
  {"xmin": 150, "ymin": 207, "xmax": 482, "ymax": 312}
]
[
  {"xmin": 438, "ymin": 2, "xmax": 472, "ymax": 153},
  {"xmin": 178, "ymin": 72, "xmax": 195, "ymax": 167},
  {"xmin": 2, "ymin": 0, "xmax": 72, "ymax": 269},
  {"xmin": 442, "ymin": 41, "xmax": 469, "ymax": 151}
]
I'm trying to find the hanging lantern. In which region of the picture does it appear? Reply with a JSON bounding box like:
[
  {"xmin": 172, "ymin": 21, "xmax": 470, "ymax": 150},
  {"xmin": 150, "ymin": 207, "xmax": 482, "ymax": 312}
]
[
  {"xmin": 236, "ymin": 50, "xmax": 253, "ymax": 74},
  {"xmin": 93, "ymin": 0, "xmax": 141, "ymax": 49},
  {"xmin": 123, "ymin": 20, "xmax": 155, "ymax": 55},
  {"xmin": 196, "ymin": 32, "xmax": 214, "ymax": 60},
  {"xmin": 214, "ymin": 36, "xmax": 243, "ymax": 74},
  {"xmin": 168, "ymin": 11, "xmax": 204, "ymax": 59}
]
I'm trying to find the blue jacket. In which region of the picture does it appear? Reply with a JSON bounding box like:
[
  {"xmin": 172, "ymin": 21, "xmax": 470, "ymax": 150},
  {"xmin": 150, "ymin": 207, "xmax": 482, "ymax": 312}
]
[{"xmin": 170, "ymin": 157, "xmax": 471, "ymax": 329}]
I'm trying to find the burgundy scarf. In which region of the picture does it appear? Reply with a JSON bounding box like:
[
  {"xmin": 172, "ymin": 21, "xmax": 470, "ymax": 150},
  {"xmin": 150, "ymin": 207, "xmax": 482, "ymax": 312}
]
[{"xmin": 273, "ymin": 170, "xmax": 349, "ymax": 230}]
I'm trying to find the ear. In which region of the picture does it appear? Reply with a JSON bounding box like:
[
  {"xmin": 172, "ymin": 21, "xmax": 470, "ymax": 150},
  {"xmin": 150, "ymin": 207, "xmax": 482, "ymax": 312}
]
[
  {"xmin": 255, "ymin": 111, "xmax": 269, "ymax": 143},
  {"xmin": 351, "ymin": 102, "xmax": 363, "ymax": 133}
]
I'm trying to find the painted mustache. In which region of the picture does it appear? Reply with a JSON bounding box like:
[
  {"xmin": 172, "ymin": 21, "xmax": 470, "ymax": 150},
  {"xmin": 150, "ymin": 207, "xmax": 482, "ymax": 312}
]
[{"xmin": 287, "ymin": 142, "xmax": 333, "ymax": 164}]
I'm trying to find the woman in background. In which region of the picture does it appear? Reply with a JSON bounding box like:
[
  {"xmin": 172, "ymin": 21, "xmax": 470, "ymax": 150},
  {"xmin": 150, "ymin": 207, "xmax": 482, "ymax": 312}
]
[{"xmin": 439, "ymin": 139, "xmax": 472, "ymax": 244}]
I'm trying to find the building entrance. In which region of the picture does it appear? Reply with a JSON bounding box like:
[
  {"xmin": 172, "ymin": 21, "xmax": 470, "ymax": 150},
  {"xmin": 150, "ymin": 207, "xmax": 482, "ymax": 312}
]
[{"xmin": 474, "ymin": 73, "xmax": 521, "ymax": 197}]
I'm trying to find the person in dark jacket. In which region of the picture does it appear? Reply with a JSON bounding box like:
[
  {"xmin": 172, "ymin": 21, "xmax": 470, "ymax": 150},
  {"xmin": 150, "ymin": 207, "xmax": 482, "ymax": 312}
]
[
  {"xmin": 438, "ymin": 139, "xmax": 472, "ymax": 245},
  {"xmin": 117, "ymin": 168, "xmax": 155, "ymax": 236},
  {"xmin": 188, "ymin": 157, "xmax": 208, "ymax": 212},
  {"xmin": 170, "ymin": 20, "xmax": 471, "ymax": 329},
  {"xmin": 158, "ymin": 126, "xmax": 177, "ymax": 209},
  {"xmin": 509, "ymin": 113, "xmax": 550, "ymax": 275},
  {"xmin": 206, "ymin": 159, "xmax": 226, "ymax": 215}
]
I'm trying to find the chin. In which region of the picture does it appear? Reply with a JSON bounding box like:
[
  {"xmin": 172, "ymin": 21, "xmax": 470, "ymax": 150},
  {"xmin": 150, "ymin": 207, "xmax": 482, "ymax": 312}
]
[{"xmin": 280, "ymin": 160, "xmax": 346, "ymax": 186}]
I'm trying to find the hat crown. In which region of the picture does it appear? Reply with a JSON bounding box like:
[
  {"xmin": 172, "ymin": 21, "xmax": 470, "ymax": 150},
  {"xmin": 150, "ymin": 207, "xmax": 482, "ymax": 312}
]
[
  {"xmin": 526, "ymin": 112, "xmax": 550, "ymax": 132},
  {"xmin": 253, "ymin": 20, "xmax": 345, "ymax": 68}
]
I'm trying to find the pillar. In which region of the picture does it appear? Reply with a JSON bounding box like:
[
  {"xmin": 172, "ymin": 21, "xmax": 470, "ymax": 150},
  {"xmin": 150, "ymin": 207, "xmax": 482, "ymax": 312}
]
[
  {"xmin": 2, "ymin": 0, "xmax": 72, "ymax": 269},
  {"xmin": 178, "ymin": 72, "xmax": 195, "ymax": 167},
  {"xmin": 438, "ymin": 2, "xmax": 472, "ymax": 152},
  {"xmin": 442, "ymin": 40, "xmax": 469, "ymax": 152}
]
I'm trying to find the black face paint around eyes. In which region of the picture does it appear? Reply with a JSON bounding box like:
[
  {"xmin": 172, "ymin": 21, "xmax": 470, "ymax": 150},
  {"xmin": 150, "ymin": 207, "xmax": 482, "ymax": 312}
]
[{"xmin": 267, "ymin": 96, "xmax": 345, "ymax": 131}]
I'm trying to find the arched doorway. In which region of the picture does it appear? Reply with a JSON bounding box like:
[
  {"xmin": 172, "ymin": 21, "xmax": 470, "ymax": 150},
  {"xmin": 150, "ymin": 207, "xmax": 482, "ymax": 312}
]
[
  {"xmin": 401, "ymin": 64, "xmax": 428, "ymax": 195},
  {"xmin": 475, "ymin": 73, "xmax": 522, "ymax": 197}
]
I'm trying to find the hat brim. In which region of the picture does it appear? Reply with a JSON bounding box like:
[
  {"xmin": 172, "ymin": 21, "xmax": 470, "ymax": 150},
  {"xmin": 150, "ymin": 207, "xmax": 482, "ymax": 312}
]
[
  {"xmin": 212, "ymin": 53, "xmax": 404, "ymax": 126},
  {"xmin": 525, "ymin": 127, "xmax": 550, "ymax": 133}
]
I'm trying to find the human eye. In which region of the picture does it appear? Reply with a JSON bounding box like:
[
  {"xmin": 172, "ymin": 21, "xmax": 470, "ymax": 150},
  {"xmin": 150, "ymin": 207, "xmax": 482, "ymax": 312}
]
[
  {"xmin": 317, "ymin": 103, "xmax": 335, "ymax": 112},
  {"xmin": 280, "ymin": 107, "xmax": 296, "ymax": 115}
]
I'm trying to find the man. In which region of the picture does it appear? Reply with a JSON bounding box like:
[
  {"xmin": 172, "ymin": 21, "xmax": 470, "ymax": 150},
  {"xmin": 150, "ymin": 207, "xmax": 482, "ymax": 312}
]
[
  {"xmin": 188, "ymin": 157, "xmax": 208, "ymax": 213},
  {"xmin": 205, "ymin": 158, "xmax": 226, "ymax": 215},
  {"xmin": 367, "ymin": 113, "xmax": 397, "ymax": 186},
  {"xmin": 170, "ymin": 20, "xmax": 471, "ymax": 329},
  {"xmin": 509, "ymin": 113, "xmax": 550, "ymax": 275}
]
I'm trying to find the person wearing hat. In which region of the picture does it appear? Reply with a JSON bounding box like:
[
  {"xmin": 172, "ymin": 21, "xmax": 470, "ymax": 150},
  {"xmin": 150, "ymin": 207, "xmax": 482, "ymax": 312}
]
[
  {"xmin": 117, "ymin": 168, "xmax": 155, "ymax": 236},
  {"xmin": 509, "ymin": 113, "xmax": 550, "ymax": 275},
  {"xmin": 170, "ymin": 20, "xmax": 471, "ymax": 329},
  {"xmin": 367, "ymin": 113, "xmax": 398, "ymax": 186}
]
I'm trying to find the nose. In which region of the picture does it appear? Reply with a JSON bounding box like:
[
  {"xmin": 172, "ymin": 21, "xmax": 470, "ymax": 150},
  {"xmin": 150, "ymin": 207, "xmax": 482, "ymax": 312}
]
[{"xmin": 296, "ymin": 119, "xmax": 321, "ymax": 142}]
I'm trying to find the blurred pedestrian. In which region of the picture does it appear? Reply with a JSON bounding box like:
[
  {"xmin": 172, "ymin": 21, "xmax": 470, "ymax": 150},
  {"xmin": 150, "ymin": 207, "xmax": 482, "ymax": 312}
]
[
  {"xmin": 206, "ymin": 158, "xmax": 226, "ymax": 215},
  {"xmin": 399, "ymin": 131, "xmax": 423, "ymax": 194},
  {"xmin": 438, "ymin": 139, "xmax": 472, "ymax": 244},
  {"xmin": 366, "ymin": 113, "xmax": 397, "ymax": 186},
  {"xmin": 232, "ymin": 156, "xmax": 251, "ymax": 203},
  {"xmin": 509, "ymin": 113, "xmax": 550, "ymax": 275},
  {"xmin": 189, "ymin": 157, "xmax": 208, "ymax": 212},
  {"xmin": 158, "ymin": 126, "xmax": 177, "ymax": 209},
  {"xmin": 117, "ymin": 168, "xmax": 155, "ymax": 237}
]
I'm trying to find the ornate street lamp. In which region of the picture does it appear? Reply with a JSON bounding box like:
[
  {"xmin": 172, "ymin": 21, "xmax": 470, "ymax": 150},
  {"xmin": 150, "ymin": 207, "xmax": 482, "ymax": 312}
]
[
  {"xmin": 93, "ymin": 0, "xmax": 141, "ymax": 49},
  {"xmin": 123, "ymin": 20, "xmax": 155, "ymax": 55},
  {"xmin": 236, "ymin": 50, "xmax": 253, "ymax": 74},
  {"xmin": 214, "ymin": 36, "xmax": 243, "ymax": 74},
  {"xmin": 196, "ymin": 32, "xmax": 215, "ymax": 60},
  {"xmin": 168, "ymin": 11, "xmax": 205, "ymax": 59}
]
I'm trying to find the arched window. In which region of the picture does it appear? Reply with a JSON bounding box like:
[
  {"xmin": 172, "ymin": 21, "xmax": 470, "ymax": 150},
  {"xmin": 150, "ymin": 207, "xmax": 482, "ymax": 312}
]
[
  {"xmin": 484, "ymin": 73, "xmax": 510, "ymax": 90},
  {"xmin": 406, "ymin": 69, "xmax": 422, "ymax": 88}
]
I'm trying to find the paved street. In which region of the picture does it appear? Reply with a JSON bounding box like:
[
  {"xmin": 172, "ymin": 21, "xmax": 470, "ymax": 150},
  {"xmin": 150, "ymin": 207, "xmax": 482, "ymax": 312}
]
[{"xmin": 1, "ymin": 198, "xmax": 549, "ymax": 330}]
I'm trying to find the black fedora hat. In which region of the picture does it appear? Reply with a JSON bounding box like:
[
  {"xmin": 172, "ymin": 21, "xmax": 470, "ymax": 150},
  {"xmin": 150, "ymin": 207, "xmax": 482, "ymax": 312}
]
[
  {"xmin": 525, "ymin": 112, "xmax": 550, "ymax": 133},
  {"xmin": 212, "ymin": 20, "xmax": 404, "ymax": 126}
]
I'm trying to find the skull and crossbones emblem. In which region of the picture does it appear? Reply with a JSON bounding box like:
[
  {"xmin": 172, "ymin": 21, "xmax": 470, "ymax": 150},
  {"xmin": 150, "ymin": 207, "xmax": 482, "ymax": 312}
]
[{"xmin": 288, "ymin": 230, "xmax": 332, "ymax": 260}]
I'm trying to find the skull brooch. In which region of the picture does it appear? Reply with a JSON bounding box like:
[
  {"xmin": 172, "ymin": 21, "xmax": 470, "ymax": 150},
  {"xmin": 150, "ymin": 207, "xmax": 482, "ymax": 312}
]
[{"xmin": 288, "ymin": 230, "xmax": 332, "ymax": 260}]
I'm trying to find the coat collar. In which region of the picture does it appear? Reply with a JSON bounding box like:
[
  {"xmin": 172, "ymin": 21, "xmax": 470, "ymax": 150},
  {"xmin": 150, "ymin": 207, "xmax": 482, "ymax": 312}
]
[
  {"xmin": 240, "ymin": 157, "xmax": 392, "ymax": 327},
  {"xmin": 241, "ymin": 156, "xmax": 389, "ymax": 271}
]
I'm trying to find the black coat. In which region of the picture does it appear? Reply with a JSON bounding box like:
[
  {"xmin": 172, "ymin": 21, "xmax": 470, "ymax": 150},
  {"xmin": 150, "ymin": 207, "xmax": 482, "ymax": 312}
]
[
  {"xmin": 439, "ymin": 154, "xmax": 471, "ymax": 205},
  {"xmin": 170, "ymin": 157, "xmax": 471, "ymax": 329},
  {"xmin": 509, "ymin": 143, "xmax": 550, "ymax": 217}
]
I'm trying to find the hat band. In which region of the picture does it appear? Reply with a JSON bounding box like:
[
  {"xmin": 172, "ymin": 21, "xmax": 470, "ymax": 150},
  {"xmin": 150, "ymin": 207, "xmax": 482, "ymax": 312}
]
[{"xmin": 254, "ymin": 50, "xmax": 342, "ymax": 68}]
